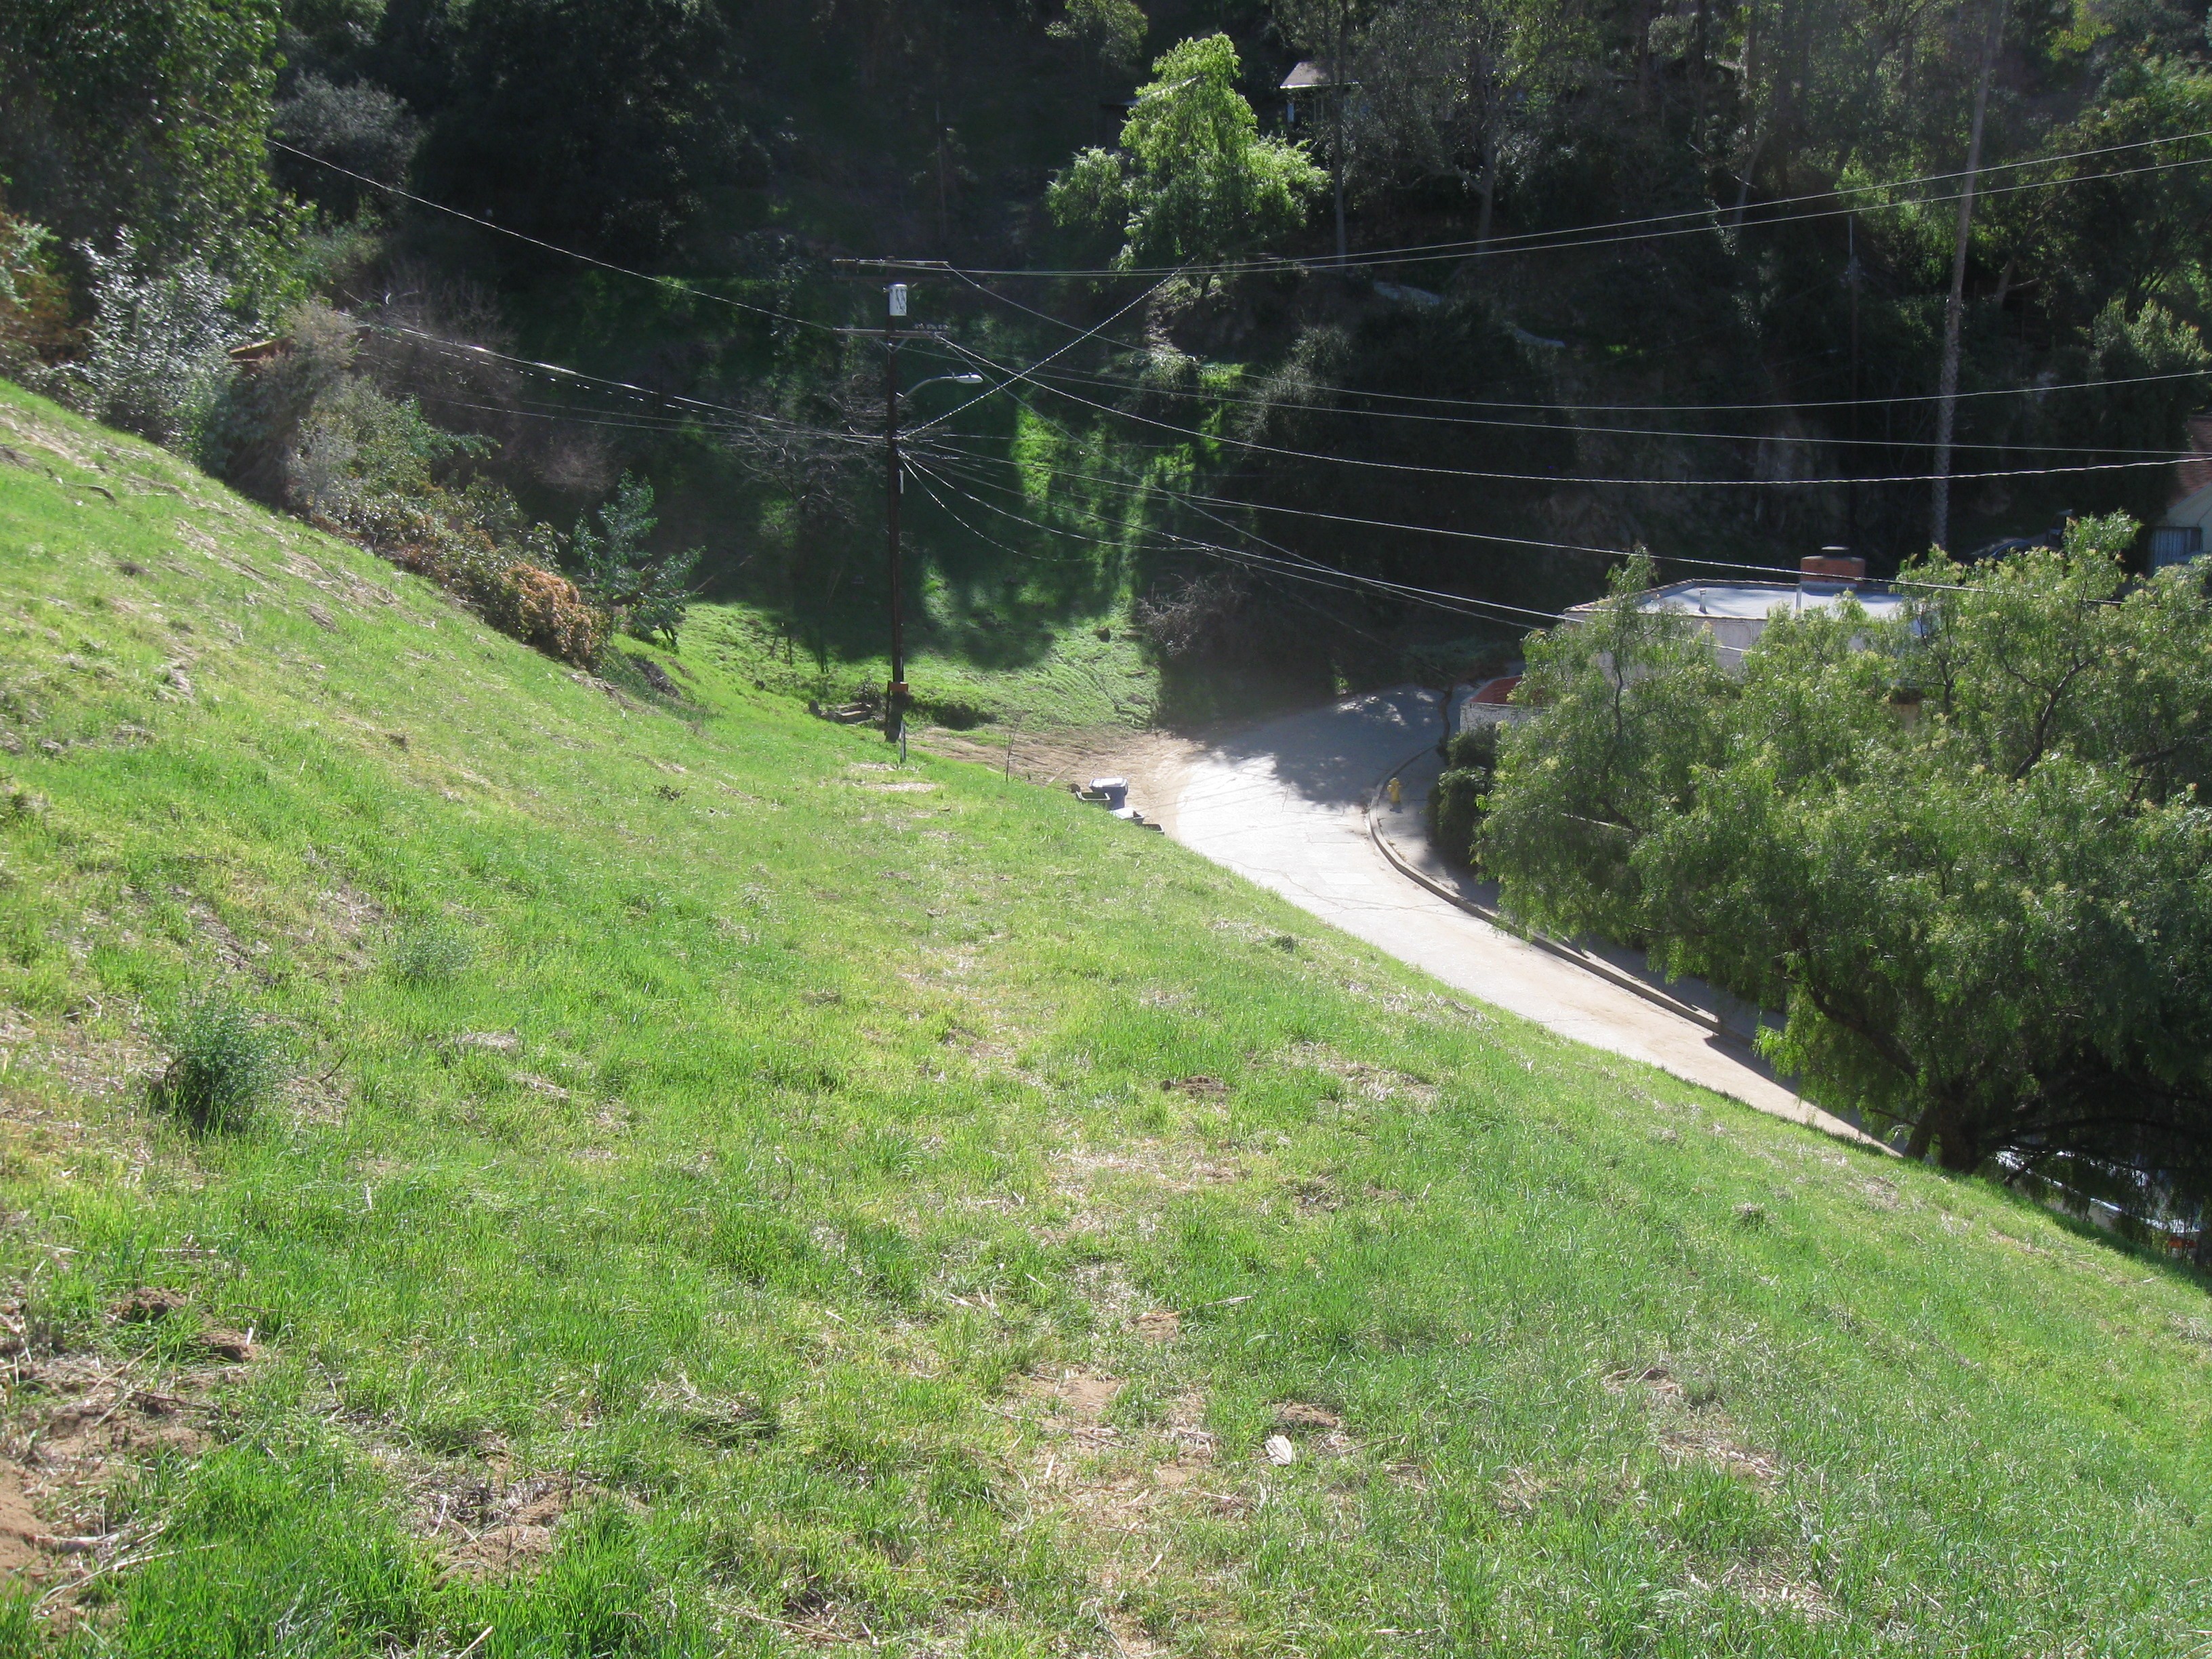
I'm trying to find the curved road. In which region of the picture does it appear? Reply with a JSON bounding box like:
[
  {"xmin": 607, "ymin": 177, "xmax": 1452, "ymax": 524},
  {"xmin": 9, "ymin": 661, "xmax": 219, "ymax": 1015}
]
[{"xmin": 1166, "ymin": 687, "xmax": 1870, "ymax": 1143}]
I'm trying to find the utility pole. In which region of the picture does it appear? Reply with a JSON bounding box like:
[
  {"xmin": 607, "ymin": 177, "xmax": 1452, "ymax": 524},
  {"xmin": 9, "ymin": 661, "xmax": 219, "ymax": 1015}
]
[
  {"xmin": 884, "ymin": 282, "xmax": 906, "ymax": 745},
  {"xmin": 1931, "ymin": 0, "xmax": 2004, "ymax": 552},
  {"xmin": 1846, "ymin": 214, "xmax": 1862, "ymax": 549},
  {"xmin": 855, "ymin": 279, "xmax": 977, "ymax": 752}
]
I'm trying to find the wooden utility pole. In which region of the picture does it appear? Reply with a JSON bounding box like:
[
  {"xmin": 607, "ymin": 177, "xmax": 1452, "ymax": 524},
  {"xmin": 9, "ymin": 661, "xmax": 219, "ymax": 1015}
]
[
  {"xmin": 1847, "ymin": 214, "xmax": 1863, "ymax": 548},
  {"xmin": 1930, "ymin": 0, "xmax": 2004, "ymax": 552},
  {"xmin": 883, "ymin": 289, "xmax": 906, "ymax": 743}
]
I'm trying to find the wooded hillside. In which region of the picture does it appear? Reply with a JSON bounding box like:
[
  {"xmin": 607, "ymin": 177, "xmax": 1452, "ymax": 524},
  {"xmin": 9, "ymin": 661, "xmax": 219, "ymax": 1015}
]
[{"xmin": 3, "ymin": 0, "xmax": 2209, "ymax": 702}]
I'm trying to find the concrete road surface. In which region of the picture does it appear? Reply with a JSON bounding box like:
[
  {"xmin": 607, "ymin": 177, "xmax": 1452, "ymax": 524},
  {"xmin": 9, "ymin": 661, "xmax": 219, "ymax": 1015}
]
[{"xmin": 1170, "ymin": 686, "xmax": 1872, "ymax": 1143}]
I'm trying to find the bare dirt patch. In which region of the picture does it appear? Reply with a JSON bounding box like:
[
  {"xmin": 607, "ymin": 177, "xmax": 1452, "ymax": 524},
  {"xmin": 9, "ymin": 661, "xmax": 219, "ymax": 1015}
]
[
  {"xmin": 916, "ymin": 726, "xmax": 1200, "ymax": 836},
  {"xmin": 1050, "ymin": 1143, "xmax": 1244, "ymax": 1198},
  {"xmin": 1606, "ymin": 1364, "xmax": 1780, "ymax": 1486},
  {"xmin": 1132, "ymin": 1309, "xmax": 1180, "ymax": 1344},
  {"xmin": 1286, "ymin": 1042, "xmax": 1440, "ymax": 1109},
  {"xmin": 434, "ymin": 1479, "xmax": 579, "ymax": 1578},
  {"xmin": 1705, "ymin": 1559, "xmax": 1837, "ymax": 1621},
  {"xmin": 0, "ymin": 1308, "xmax": 250, "ymax": 1610},
  {"xmin": 1018, "ymin": 1367, "xmax": 1123, "ymax": 1431},
  {"xmin": 1160, "ymin": 1075, "xmax": 1227, "ymax": 1099}
]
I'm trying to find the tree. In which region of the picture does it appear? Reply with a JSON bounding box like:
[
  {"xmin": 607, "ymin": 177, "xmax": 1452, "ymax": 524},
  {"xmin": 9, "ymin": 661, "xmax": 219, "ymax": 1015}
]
[
  {"xmin": 1048, "ymin": 0, "xmax": 1147, "ymax": 75},
  {"xmin": 1349, "ymin": 0, "xmax": 1578, "ymax": 251},
  {"xmin": 1271, "ymin": 0, "xmax": 1371, "ymax": 262},
  {"xmin": 1046, "ymin": 33, "xmax": 1328, "ymax": 276},
  {"xmin": 0, "ymin": 0, "xmax": 301, "ymax": 301},
  {"xmin": 570, "ymin": 472, "xmax": 701, "ymax": 649},
  {"xmin": 270, "ymin": 73, "xmax": 421, "ymax": 221},
  {"xmin": 1484, "ymin": 519, "xmax": 2212, "ymax": 1204},
  {"xmin": 392, "ymin": 0, "xmax": 762, "ymax": 266}
]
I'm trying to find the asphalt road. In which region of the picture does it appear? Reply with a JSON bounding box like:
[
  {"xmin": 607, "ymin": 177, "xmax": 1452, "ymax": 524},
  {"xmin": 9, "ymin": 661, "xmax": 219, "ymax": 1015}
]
[{"xmin": 1168, "ymin": 686, "xmax": 1872, "ymax": 1143}]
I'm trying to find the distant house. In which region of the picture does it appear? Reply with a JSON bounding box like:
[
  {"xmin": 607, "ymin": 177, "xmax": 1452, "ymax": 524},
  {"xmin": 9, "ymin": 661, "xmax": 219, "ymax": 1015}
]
[
  {"xmin": 1561, "ymin": 554, "xmax": 1909, "ymax": 670},
  {"xmin": 2149, "ymin": 413, "xmax": 2212, "ymax": 571},
  {"xmin": 1279, "ymin": 60, "xmax": 1347, "ymax": 127}
]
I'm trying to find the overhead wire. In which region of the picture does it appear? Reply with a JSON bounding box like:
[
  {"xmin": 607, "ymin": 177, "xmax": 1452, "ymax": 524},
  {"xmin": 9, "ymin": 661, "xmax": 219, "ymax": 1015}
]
[
  {"xmin": 903, "ymin": 451, "xmax": 1563, "ymax": 623},
  {"xmin": 935, "ymin": 335, "xmax": 2195, "ymax": 487},
  {"xmin": 859, "ymin": 129, "xmax": 2212, "ymax": 280},
  {"xmin": 272, "ymin": 140, "xmax": 853, "ymax": 334},
  {"xmin": 916, "ymin": 437, "xmax": 1981, "ymax": 593},
  {"xmin": 944, "ymin": 264, "xmax": 2209, "ymax": 422},
  {"xmin": 1011, "ymin": 362, "xmax": 2198, "ymax": 455},
  {"xmin": 913, "ymin": 375, "xmax": 1587, "ymax": 613}
]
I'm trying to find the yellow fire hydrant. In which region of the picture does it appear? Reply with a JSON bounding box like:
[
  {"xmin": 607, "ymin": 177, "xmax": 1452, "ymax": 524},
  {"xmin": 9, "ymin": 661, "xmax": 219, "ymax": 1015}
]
[{"xmin": 1387, "ymin": 776, "xmax": 1403, "ymax": 808}]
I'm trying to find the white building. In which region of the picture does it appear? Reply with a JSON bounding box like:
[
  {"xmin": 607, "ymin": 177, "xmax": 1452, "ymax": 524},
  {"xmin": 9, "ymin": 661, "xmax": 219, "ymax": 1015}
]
[
  {"xmin": 1563, "ymin": 556, "xmax": 1908, "ymax": 670},
  {"xmin": 2150, "ymin": 414, "xmax": 2212, "ymax": 571}
]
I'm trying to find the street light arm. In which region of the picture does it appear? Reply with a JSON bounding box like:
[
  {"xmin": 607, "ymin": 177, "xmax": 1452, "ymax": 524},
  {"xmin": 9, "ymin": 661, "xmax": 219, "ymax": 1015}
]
[{"xmin": 903, "ymin": 372, "xmax": 987, "ymax": 396}]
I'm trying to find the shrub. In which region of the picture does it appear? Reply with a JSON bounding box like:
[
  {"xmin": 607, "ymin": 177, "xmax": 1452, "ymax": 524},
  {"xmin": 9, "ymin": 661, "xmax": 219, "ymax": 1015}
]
[
  {"xmin": 0, "ymin": 207, "xmax": 73, "ymax": 377},
  {"xmin": 200, "ymin": 298, "xmax": 361, "ymax": 501},
  {"xmin": 150, "ymin": 987, "xmax": 286, "ymax": 1132},
  {"xmin": 1427, "ymin": 764, "xmax": 1492, "ymax": 869},
  {"xmin": 63, "ymin": 237, "xmax": 246, "ymax": 453},
  {"xmin": 569, "ymin": 473, "xmax": 699, "ymax": 649},
  {"xmin": 286, "ymin": 377, "xmax": 609, "ymax": 664},
  {"xmin": 270, "ymin": 75, "xmax": 421, "ymax": 220},
  {"xmin": 386, "ymin": 920, "xmax": 472, "ymax": 985},
  {"xmin": 489, "ymin": 560, "xmax": 607, "ymax": 665}
]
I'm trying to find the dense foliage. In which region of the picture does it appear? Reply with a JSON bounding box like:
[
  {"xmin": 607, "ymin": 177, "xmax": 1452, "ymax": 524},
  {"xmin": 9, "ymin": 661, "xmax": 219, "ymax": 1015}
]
[
  {"xmin": 0, "ymin": 0, "xmax": 302, "ymax": 301},
  {"xmin": 1048, "ymin": 33, "xmax": 1328, "ymax": 273},
  {"xmin": 1484, "ymin": 523, "xmax": 2212, "ymax": 1208},
  {"xmin": 3, "ymin": 0, "xmax": 2212, "ymax": 691}
]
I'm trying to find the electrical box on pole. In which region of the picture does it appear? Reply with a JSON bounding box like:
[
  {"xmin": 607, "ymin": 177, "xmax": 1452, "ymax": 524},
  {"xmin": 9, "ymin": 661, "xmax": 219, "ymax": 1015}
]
[{"xmin": 888, "ymin": 283, "xmax": 908, "ymax": 319}]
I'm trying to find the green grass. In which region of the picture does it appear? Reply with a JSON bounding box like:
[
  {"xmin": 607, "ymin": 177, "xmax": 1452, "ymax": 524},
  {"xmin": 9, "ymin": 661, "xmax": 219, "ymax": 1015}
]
[
  {"xmin": 0, "ymin": 379, "xmax": 2209, "ymax": 1655},
  {"xmin": 673, "ymin": 597, "xmax": 1160, "ymax": 734}
]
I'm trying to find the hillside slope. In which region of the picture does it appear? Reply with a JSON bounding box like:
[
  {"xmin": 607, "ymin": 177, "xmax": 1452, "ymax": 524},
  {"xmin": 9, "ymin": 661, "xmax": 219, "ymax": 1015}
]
[{"xmin": 0, "ymin": 383, "xmax": 2207, "ymax": 1656}]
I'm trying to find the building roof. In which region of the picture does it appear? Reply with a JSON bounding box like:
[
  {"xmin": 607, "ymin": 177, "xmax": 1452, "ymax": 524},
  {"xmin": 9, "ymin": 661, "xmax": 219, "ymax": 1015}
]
[
  {"xmin": 1280, "ymin": 60, "xmax": 1345, "ymax": 91},
  {"xmin": 2173, "ymin": 413, "xmax": 2212, "ymax": 508},
  {"xmin": 1568, "ymin": 579, "xmax": 1909, "ymax": 623}
]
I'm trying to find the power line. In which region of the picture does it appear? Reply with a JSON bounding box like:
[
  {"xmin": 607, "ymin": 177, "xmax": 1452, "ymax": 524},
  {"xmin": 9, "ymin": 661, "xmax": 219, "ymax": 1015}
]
[
  {"xmin": 912, "ymin": 267, "xmax": 1183, "ymax": 435},
  {"xmin": 918, "ymin": 440, "xmax": 1979, "ymax": 593},
  {"xmin": 905, "ymin": 453, "xmax": 1563, "ymax": 624},
  {"xmin": 945, "ymin": 258, "xmax": 2208, "ymax": 421},
  {"xmin": 1014, "ymin": 363, "xmax": 2194, "ymax": 456},
  {"xmin": 272, "ymin": 141, "xmax": 850, "ymax": 335},
  {"xmin": 916, "ymin": 373, "xmax": 1595, "ymax": 615},
  {"xmin": 859, "ymin": 133, "xmax": 2212, "ymax": 280},
  {"xmin": 913, "ymin": 445, "xmax": 1567, "ymax": 619},
  {"xmin": 935, "ymin": 336, "xmax": 2194, "ymax": 488}
]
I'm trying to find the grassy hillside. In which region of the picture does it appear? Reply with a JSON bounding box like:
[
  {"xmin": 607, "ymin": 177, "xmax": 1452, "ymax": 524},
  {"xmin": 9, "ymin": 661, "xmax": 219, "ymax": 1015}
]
[
  {"xmin": 0, "ymin": 380, "xmax": 2208, "ymax": 1656},
  {"xmin": 676, "ymin": 600, "xmax": 1162, "ymax": 735}
]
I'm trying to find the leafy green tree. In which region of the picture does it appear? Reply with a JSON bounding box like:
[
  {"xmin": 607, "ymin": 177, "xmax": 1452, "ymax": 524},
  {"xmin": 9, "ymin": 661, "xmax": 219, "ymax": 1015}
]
[
  {"xmin": 0, "ymin": 0, "xmax": 302, "ymax": 301},
  {"xmin": 1486, "ymin": 520, "xmax": 2212, "ymax": 1200},
  {"xmin": 1046, "ymin": 33, "xmax": 1328, "ymax": 276},
  {"xmin": 571, "ymin": 472, "xmax": 701, "ymax": 649},
  {"xmin": 1048, "ymin": 0, "xmax": 1147, "ymax": 75}
]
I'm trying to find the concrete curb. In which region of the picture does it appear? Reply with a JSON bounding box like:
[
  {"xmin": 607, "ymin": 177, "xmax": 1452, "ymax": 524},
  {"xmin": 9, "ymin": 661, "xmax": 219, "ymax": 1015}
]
[{"xmin": 1362, "ymin": 749, "xmax": 1756, "ymax": 1050}]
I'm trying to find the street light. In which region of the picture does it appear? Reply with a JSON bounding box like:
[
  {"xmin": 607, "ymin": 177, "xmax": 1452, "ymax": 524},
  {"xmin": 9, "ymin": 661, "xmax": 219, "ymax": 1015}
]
[{"xmin": 880, "ymin": 342, "xmax": 985, "ymax": 750}]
